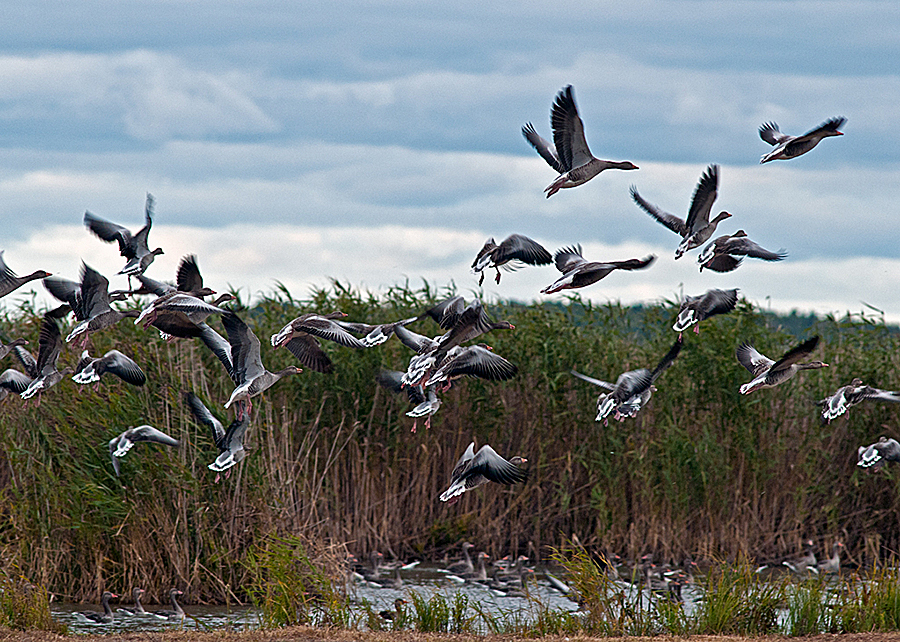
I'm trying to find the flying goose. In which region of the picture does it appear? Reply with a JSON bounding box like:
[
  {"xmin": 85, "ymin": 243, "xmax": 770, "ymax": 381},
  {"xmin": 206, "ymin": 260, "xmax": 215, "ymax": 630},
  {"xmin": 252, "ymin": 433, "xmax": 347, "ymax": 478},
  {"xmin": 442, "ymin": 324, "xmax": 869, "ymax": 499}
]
[
  {"xmin": 572, "ymin": 337, "xmax": 682, "ymax": 423},
  {"xmin": 0, "ymin": 251, "xmax": 50, "ymax": 300},
  {"xmin": 185, "ymin": 391, "xmax": 249, "ymax": 479},
  {"xmin": 0, "ymin": 368, "xmax": 31, "ymax": 401},
  {"xmin": 376, "ymin": 369, "xmax": 442, "ymax": 432},
  {"xmin": 108, "ymin": 425, "xmax": 180, "ymax": 477},
  {"xmin": 72, "ymin": 349, "xmax": 146, "ymax": 387},
  {"xmin": 470, "ymin": 234, "xmax": 552, "ymax": 285},
  {"xmin": 0, "ymin": 337, "xmax": 28, "ymax": 361},
  {"xmin": 818, "ymin": 378, "xmax": 900, "ymax": 423},
  {"xmin": 541, "ymin": 245, "xmax": 655, "ymax": 294},
  {"xmin": 697, "ymin": 230, "xmax": 786, "ymax": 273},
  {"xmin": 222, "ymin": 311, "xmax": 302, "ymax": 418},
  {"xmin": 84, "ymin": 193, "xmax": 164, "ymax": 276},
  {"xmin": 672, "ymin": 288, "xmax": 739, "ymax": 335},
  {"xmin": 20, "ymin": 312, "xmax": 72, "ymax": 402},
  {"xmin": 439, "ymin": 442, "xmax": 528, "ymax": 504},
  {"xmin": 857, "ymin": 437, "xmax": 900, "ymax": 471},
  {"xmin": 423, "ymin": 344, "xmax": 518, "ymax": 388},
  {"xmin": 758, "ymin": 117, "xmax": 845, "ymax": 163},
  {"xmin": 77, "ymin": 591, "xmax": 118, "ymax": 624},
  {"xmin": 270, "ymin": 311, "xmax": 366, "ymax": 373},
  {"xmin": 64, "ymin": 263, "xmax": 140, "ymax": 345},
  {"xmin": 736, "ymin": 335, "xmax": 827, "ymax": 394},
  {"xmin": 631, "ymin": 165, "xmax": 731, "ymax": 259},
  {"xmin": 523, "ymin": 85, "xmax": 638, "ymax": 197},
  {"xmin": 333, "ymin": 316, "xmax": 418, "ymax": 347}
]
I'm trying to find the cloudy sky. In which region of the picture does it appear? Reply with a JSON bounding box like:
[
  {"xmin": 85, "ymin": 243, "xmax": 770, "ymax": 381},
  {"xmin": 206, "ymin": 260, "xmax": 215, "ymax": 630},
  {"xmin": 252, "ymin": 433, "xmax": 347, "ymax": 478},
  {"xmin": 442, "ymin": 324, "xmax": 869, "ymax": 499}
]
[{"xmin": 1, "ymin": 1, "xmax": 898, "ymax": 321}]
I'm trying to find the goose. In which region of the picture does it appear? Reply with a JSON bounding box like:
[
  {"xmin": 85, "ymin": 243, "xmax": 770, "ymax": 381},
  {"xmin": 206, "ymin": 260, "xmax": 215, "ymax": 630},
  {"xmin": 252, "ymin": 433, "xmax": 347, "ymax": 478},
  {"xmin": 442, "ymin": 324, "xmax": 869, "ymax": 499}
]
[
  {"xmin": 783, "ymin": 540, "xmax": 818, "ymax": 575},
  {"xmin": 0, "ymin": 368, "xmax": 31, "ymax": 401},
  {"xmin": 736, "ymin": 335, "xmax": 827, "ymax": 394},
  {"xmin": 857, "ymin": 437, "xmax": 900, "ymax": 471},
  {"xmin": 0, "ymin": 251, "xmax": 50, "ymax": 300},
  {"xmin": 443, "ymin": 542, "xmax": 476, "ymax": 575},
  {"xmin": 376, "ymin": 369, "xmax": 442, "ymax": 432},
  {"xmin": 423, "ymin": 344, "xmax": 518, "ymax": 388},
  {"xmin": 818, "ymin": 378, "xmax": 900, "ymax": 423},
  {"xmin": 64, "ymin": 263, "xmax": 140, "ymax": 345},
  {"xmin": 471, "ymin": 234, "xmax": 552, "ymax": 285},
  {"xmin": 222, "ymin": 311, "xmax": 302, "ymax": 419},
  {"xmin": 152, "ymin": 588, "xmax": 185, "ymax": 620},
  {"xmin": 0, "ymin": 337, "xmax": 29, "ymax": 361},
  {"xmin": 356, "ymin": 551, "xmax": 385, "ymax": 581},
  {"xmin": 672, "ymin": 288, "xmax": 739, "ymax": 335},
  {"xmin": 333, "ymin": 316, "xmax": 418, "ymax": 347},
  {"xmin": 83, "ymin": 193, "xmax": 163, "ymax": 276},
  {"xmin": 108, "ymin": 425, "xmax": 180, "ymax": 477},
  {"xmin": 541, "ymin": 245, "xmax": 655, "ymax": 294},
  {"xmin": 758, "ymin": 117, "xmax": 845, "ymax": 163},
  {"xmin": 77, "ymin": 591, "xmax": 118, "ymax": 624},
  {"xmin": 134, "ymin": 290, "xmax": 230, "ymax": 337},
  {"xmin": 439, "ymin": 442, "xmax": 528, "ymax": 504},
  {"xmin": 697, "ymin": 230, "xmax": 787, "ymax": 273},
  {"xmin": 631, "ymin": 165, "xmax": 731, "ymax": 259},
  {"xmin": 270, "ymin": 311, "xmax": 366, "ymax": 373},
  {"xmin": 522, "ymin": 85, "xmax": 638, "ymax": 197},
  {"xmin": 72, "ymin": 349, "xmax": 146, "ymax": 387},
  {"xmin": 185, "ymin": 391, "xmax": 249, "ymax": 479},
  {"xmin": 572, "ymin": 337, "xmax": 682, "ymax": 423},
  {"xmin": 817, "ymin": 542, "xmax": 843, "ymax": 575},
  {"xmin": 118, "ymin": 587, "xmax": 148, "ymax": 616},
  {"xmin": 379, "ymin": 598, "xmax": 407, "ymax": 621},
  {"xmin": 20, "ymin": 312, "xmax": 72, "ymax": 403},
  {"xmin": 417, "ymin": 295, "xmax": 466, "ymax": 327}
]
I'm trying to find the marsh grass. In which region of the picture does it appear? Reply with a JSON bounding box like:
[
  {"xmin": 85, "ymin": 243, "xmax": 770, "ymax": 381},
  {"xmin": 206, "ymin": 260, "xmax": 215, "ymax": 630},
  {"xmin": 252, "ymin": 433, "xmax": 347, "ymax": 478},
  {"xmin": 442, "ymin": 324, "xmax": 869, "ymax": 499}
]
[
  {"xmin": 0, "ymin": 571, "xmax": 64, "ymax": 633},
  {"xmin": 0, "ymin": 282, "xmax": 899, "ymax": 602}
]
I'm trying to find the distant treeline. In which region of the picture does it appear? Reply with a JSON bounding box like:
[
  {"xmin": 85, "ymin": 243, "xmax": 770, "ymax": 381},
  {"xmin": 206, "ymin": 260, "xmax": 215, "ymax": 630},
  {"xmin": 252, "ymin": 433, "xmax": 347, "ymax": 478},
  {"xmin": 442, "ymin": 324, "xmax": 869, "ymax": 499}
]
[{"xmin": 0, "ymin": 283, "xmax": 898, "ymax": 602}]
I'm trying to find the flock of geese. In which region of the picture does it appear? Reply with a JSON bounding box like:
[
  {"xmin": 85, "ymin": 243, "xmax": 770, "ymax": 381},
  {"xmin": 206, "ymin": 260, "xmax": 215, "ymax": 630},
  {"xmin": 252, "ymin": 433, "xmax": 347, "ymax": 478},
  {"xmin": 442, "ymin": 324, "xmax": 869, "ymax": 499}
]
[{"xmin": 0, "ymin": 85, "xmax": 895, "ymax": 620}]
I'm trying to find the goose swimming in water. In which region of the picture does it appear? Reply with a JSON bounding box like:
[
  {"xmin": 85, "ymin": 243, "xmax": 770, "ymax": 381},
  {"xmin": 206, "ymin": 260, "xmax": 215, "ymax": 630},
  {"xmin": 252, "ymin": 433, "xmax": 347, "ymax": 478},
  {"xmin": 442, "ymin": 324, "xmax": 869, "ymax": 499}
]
[
  {"xmin": 522, "ymin": 85, "xmax": 638, "ymax": 197},
  {"xmin": 439, "ymin": 442, "xmax": 528, "ymax": 504},
  {"xmin": 631, "ymin": 165, "xmax": 731, "ymax": 259},
  {"xmin": 818, "ymin": 378, "xmax": 900, "ymax": 424},
  {"xmin": 471, "ymin": 234, "xmax": 552, "ymax": 285},
  {"xmin": 152, "ymin": 588, "xmax": 185, "ymax": 620},
  {"xmin": 83, "ymin": 193, "xmax": 164, "ymax": 276},
  {"xmin": 541, "ymin": 245, "xmax": 655, "ymax": 294},
  {"xmin": 118, "ymin": 587, "xmax": 148, "ymax": 616},
  {"xmin": 758, "ymin": 117, "xmax": 845, "ymax": 163},
  {"xmin": 736, "ymin": 335, "xmax": 828, "ymax": 394},
  {"xmin": 77, "ymin": 591, "xmax": 118, "ymax": 624}
]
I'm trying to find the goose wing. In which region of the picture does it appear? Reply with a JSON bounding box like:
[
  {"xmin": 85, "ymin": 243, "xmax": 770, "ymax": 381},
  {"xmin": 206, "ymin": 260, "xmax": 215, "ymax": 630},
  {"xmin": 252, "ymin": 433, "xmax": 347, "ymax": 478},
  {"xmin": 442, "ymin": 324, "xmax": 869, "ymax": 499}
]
[
  {"xmin": 293, "ymin": 316, "xmax": 366, "ymax": 349},
  {"xmin": 221, "ymin": 312, "xmax": 265, "ymax": 385},
  {"xmin": 448, "ymin": 442, "xmax": 477, "ymax": 484},
  {"xmin": 570, "ymin": 369, "xmax": 616, "ymax": 391},
  {"xmin": 393, "ymin": 324, "xmax": 438, "ymax": 354},
  {"xmin": 197, "ymin": 322, "xmax": 235, "ymax": 382},
  {"xmin": 176, "ymin": 255, "xmax": 204, "ymax": 293},
  {"xmin": 736, "ymin": 343, "xmax": 774, "ymax": 376},
  {"xmin": 79, "ymin": 263, "xmax": 113, "ymax": 318},
  {"xmin": 468, "ymin": 445, "xmax": 529, "ymax": 486},
  {"xmin": 83, "ymin": 211, "xmax": 133, "ymax": 255},
  {"xmin": 725, "ymin": 237, "xmax": 787, "ymax": 261},
  {"xmin": 758, "ymin": 121, "xmax": 789, "ymax": 146},
  {"xmin": 376, "ymin": 369, "xmax": 427, "ymax": 405},
  {"xmin": 283, "ymin": 335, "xmax": 333, "ymax": 373},
  {"xmin": 35, "ymin": 314, "xmax": 62, "ymax": 375},
  {"xmin": 630, "ymin": 186, "xmax": 688, "ymax": 236},
  {"xmin": 421, "ymin": 296, "xmax": 466, "ymax": 329},
  {"xmin": 649, "ymin": 337, "xmax": 683, "ymax": 383},
  {"xmin": 494, "ymin": 234, "xmax": 552, "ymax": 266},
  {"xmin": 0, "ymin": 252, "xmax": 22, "ymax": 293},
  {"xmin": 699, "ymin": 288, "xmax": 739, "ymax": 319},
  {"xmin": 701, "ymin": 254, "xmax": 743, "ymax": 273},
  {"xmin": 800, "ymin": 116, "xmax": 846, "ymax": 140},
  {"xmin": 550, "ymin": 85, "xmax": 593, "ymax": 170},
  {"xmin": 769, "ymin": 336, "xmax": 820, "ymax": 374},
  {"xmin": 854, "ymin": 386, "xmax": 900, "ymax": 404},
  {"xmin": 553, "ymin": 245, "xmax": 588, "ymax": 274},
  {"xmin": 684, "ymin": 164, "xmax": 719, "ymax": 233},
  {"xmin": 0, "ymin": 368, "xmax": 32, "ymax": 394},
  {"xmin": 11, "ymin": 345, "xmax": 38, "ymax": 378},
  {"xmin": 430, "ymin": 346, "xmax": 518, "ymax": 382},
  {"xmin": 186, "ymin": 391, "xmax": 226, "ymax": 446},
  {"xmin": 521, "ymin": 123, "xmax": 563, "ymax": 173},
  {"xmin": 100, "ymin": 350, "xmax": 146, "ymax": 386}
]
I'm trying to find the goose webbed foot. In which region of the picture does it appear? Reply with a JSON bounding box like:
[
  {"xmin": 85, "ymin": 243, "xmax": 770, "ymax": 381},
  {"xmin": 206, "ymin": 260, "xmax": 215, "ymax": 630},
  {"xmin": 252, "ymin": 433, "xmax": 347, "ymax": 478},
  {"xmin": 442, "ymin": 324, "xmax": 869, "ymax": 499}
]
[
  {"xmin": 693, "ymin": 325, "xmax": 700, "ymax": 335},
  {"xmin": 410, "ymin": 420, "xmax": 418, "ymax": 434}
]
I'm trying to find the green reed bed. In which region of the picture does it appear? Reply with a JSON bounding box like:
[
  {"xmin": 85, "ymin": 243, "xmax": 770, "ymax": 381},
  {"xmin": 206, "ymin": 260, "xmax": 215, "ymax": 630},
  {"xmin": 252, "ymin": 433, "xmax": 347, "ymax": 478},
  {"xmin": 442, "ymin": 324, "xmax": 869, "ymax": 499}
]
[{"xmin": 0, "ymin": 283, "xmax": 899, "ymax": 604}]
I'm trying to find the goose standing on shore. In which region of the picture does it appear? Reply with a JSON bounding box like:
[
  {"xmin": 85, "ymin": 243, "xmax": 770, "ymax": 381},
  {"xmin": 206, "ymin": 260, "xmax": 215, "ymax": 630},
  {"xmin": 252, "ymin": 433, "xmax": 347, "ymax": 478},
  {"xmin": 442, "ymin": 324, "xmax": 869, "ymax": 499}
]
[
  {"xmin": 541, "ymin": 245, "xmax": 655, "ymax": 294},
  {"xmin": 698, "ymin": 231, "xmax": 787, "ymax": 273},
  {"xmin": 108, "ymin": 425, "xmax": 180, "ymax": 477},
  {"xmin": 818, "ymin": 378, "xmax": 900, "ymax": 423},
  {"xmin": 758, "ymin": 117, "xmax": 845, "ymax": 163},
  {"xmin": 222, "ymin": 311, "xmax": 302, "ymax": 419},
  {"xmin": 631, "ymin": 165, "xmax": 731, "ymax": 259},
  {"xmin": 439, "ymin": 442, "xmax": 529, "ymax": 504},
  {"xmin": 83, "ymin": 193, "xmax": 163, "ymax": 276},
  {"xmin": 736, "ymin": 336, "xmax": 827, "ymax": 394},
  {"xmin": 0, "ymin": 252, "xmax": 50, "ymax": 300},
  {"xmin": 470, "ymin": 234, "xmax": 552, "ymax": 285},
  {"xmin": 672, "ymin": 288, "xmax": 739, "ymax": 335},
  {"xmin": 857, "ymin": 437, "xmax": 900, "ymax": 471},
  {"xmin": 522, "ymin": 85, "xmax": 638, "ymax": 197}
]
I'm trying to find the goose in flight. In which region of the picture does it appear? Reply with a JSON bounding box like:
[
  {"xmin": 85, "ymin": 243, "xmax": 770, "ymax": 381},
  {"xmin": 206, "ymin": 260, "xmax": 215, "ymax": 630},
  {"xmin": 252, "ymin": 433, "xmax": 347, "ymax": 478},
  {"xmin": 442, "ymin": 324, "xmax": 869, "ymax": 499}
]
[
  {"xmin": 736, "ymin": 336, "xmax": 827, "ymax": 394},
  {"xmin": 471, "ymin": 234, "xmax": 552, "ymax": 285},
  {"xmin": 522, "ymin": 85, "xmax": 637, "ymax": 197},
  {"xmin": 697, "ymin": 231, "xmax": 786, "ymax": 273},
  {"xmin": 541, "ymin": 245, "xmax": 655, "ymax": 294},
  {"xmin": 439, "ymin": 442, "xmax": 528, "ymax": 504},
  {"xmin": 83, "ymin": 193, "xmax": 163, "ymax": 276},
  {"xmin": 758, "ymin": 117, "xmax": 845, "ymax": 163}
]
